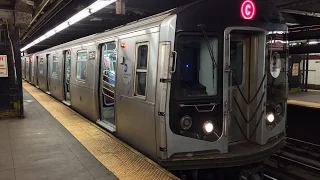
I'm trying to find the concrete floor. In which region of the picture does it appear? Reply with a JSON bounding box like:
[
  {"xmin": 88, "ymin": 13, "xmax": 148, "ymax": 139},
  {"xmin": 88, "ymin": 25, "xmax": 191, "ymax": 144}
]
[{"xmin": 0, "ymin": 90, "xmax": 117, "ymax": 180}]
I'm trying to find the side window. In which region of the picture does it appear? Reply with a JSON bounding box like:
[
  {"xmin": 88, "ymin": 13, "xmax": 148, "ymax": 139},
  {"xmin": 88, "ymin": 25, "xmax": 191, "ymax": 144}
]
[
  {"xmin": 102, "ymin": 41, "xmax": 117, "ymax": 86},
  {"xmin": 52, "ymin": 55, "xmax": 59, "ymax": 78},
  {"xmin": 230, "ymin": 41, "xmax": 244, "ymax": 86},
  {"xmin": 39, "ymin": 58, "xmax": 44, "ymax": 75},
  {"xmin": 134, "ymin": 42, "xmax": 149, "ymax": 97},
  {"xmin": 76, "ymin": 51, "xmax": 88, "ymax": 81}
]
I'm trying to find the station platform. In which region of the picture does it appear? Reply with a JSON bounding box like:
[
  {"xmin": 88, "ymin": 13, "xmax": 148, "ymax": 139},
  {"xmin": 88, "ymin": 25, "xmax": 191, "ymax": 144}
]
[
  {"xmin": 288, "ymin": 90, "xmax": 320, "ymax": 108},
  {"xmin": 287, "ymin": 90, "xmax": 320, "ymax": 146},
  {"xmin": 0, "ymin": 81, "xmax": 178, "ymax": 180}
]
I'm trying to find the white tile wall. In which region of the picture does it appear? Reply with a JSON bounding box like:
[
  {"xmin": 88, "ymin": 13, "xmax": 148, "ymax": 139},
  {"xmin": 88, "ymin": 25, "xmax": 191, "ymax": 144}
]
[{"xmin": 303, "ymin": 60, "xmax": 320, "ymax": 85}]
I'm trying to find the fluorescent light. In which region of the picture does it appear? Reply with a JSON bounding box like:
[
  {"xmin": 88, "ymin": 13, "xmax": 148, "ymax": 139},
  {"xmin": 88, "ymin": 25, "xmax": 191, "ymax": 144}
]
[
  {"xmin": 55, "ymin": 22, "xmax": 69, "ymax": 33},
  {"xmin": 39, "ymin": 35, "xmax": 46, "ymax": 42},
  {"xmin": 308, "ymin": 41, "xmax": 319, "ymax": 45},
  {"xmin": 68, "ymin": 10, "xmax": 91, "ymax": 25},
  {"xmin": 44, "ymin": 29, "xmax": 56, "ymax": 38},
  {"xmin": 89, "ymin": 0, "xmax": 114, "ymax": 13},
  {"xmin": 21, "ymin": 0, "xmax": 117, "ymax": 52}
]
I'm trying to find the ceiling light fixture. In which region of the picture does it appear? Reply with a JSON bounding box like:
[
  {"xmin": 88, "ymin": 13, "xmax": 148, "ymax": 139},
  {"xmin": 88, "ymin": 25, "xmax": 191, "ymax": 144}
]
[{"xmin": 21, "ymin": 0, "xmax": 117, "ymax": 52}]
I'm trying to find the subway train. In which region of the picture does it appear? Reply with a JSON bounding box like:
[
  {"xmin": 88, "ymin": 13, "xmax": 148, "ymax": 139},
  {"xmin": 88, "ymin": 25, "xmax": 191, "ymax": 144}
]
[{"xmin": 22, "ymin": 0, "xmax": 288, "ymax": 178}]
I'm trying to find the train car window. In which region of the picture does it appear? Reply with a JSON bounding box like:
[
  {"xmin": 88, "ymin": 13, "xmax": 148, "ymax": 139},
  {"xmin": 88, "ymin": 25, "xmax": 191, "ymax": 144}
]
[
  {"xmin": 134, "ymin": 43, "xmax": 149, "ymax": 97},
  {"xmin": 174, "ymin": 35, "xmax": 218, "ymax": 99},
  {"xmin": 52, "ymin": 55, "xmax": 59, "ymax": 79},
  {"xmin": 76, "ymin": 51, "xmax": 88, "ymax": 81},
  {"xmin": 39, "ymin": 58, "xmax": 44, "ymax": 75},
  {"xmin": 102, "ymin": 42, "xmax": 117, "ymax": 87},
  {"xmin": 230, "ymin": 41, "xmax": 244, "ymax": 86}
]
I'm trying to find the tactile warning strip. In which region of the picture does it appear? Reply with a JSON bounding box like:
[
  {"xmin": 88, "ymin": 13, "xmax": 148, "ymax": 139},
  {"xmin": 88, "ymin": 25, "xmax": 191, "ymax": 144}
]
[
  {"xmin": 288, "ymin": 99, "xmax": 320, "ymax": 108},
  {"xmin": 23, "ymin": 82, "xmax": 179, "ymax": 180}
]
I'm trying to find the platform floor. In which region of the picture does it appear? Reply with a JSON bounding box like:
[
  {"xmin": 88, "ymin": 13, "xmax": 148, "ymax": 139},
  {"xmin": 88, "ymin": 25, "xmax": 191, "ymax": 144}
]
[
  {"xmin": 0, "ymin": 81, "xmax": 177, "ymax": 180},
  {"xmin": 288, "ymin": 90, "xmax": 320, "ymax": 108}
]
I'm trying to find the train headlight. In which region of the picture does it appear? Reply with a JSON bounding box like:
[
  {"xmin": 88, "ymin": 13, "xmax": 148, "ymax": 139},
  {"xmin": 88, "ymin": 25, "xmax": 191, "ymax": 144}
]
[
  {"xmin": 180, "ymin": 115, "xmax": 192, "ymax": 130},
  {"xmin": 266, "ymin": 113, "xmax": 275, "ymax": 124},
  {"xmin": 275, "ymin": 104, "xmax": 283, "ymax": 116},
  {"xmin": 203, "ymin": 121, "xmax": 214, "ymax": 135}
]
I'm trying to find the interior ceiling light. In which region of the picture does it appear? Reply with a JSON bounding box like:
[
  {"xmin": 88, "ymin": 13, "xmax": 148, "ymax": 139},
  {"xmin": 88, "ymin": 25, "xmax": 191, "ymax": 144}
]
[{"xmin": 21, "ymin": 0, "xmax": 117, "ymax": 52}]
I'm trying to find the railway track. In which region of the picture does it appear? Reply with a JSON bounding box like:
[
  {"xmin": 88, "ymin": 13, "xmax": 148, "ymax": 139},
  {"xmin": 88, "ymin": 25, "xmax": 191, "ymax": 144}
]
[{"xmin": 264, "ymin": 138, "xmax": 320, "ymax": 180}]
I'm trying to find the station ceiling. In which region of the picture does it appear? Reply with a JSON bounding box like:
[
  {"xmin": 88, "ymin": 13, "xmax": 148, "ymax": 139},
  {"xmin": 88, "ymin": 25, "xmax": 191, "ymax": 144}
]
[{"xmin": 2, "ymin": 0, "xmax": 320, "ymax": 53}]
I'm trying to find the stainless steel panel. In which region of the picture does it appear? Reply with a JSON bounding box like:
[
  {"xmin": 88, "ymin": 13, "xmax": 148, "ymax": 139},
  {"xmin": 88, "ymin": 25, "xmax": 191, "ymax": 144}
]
[
  {"xmin": 49, "ymin": 51, "xmax": 64, "ymax": 101},
  {"xmin": 70, "ymin": 84, "xmax": 98, "ymax": 121},
  {"xmin": 155, "ymin": 15, "xmax": 177, "ymax": 159},
  {"xmin": 34, "ymin": 56, "xmax": 39, "ymax": 86},
  {"xmin": 116, "ymin": 31, "xmax": 159, "ymax": 159},
  {"xmin": 38, "ymin": 55, "xmax": 48, "ymax": 92},
  {"xmin": 69, "ymin": 45, "xmax": 99, "ymax": 121},
  {"xmin": 31, "ymin": 55, "xmax": 36, "ymax": 85},
  {"xmin": 25, "ymin": 57, "xmax": 30, "ymax": 82}
]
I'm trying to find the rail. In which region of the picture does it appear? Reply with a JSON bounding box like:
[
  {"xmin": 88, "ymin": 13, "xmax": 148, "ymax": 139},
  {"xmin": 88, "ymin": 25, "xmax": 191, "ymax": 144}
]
[{"xmin": 264, "ymin": 140, "xmax": 320, "ymax": 180}]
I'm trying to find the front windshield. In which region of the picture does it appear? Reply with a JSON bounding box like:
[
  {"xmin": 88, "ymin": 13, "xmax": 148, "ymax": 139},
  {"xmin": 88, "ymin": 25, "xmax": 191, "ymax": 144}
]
[{"xmin": 173, "ymin": 35, "xmax": 218, "ymax": 99}]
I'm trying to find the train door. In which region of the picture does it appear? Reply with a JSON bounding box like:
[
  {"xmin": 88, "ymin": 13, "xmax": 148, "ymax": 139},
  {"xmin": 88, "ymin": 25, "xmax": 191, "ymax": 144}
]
[
  {"xmin": 63, "ymin": 50, "xmax": 71, "ymax": 105},
  {"xmin": 46, "ymin": 54, "xmax": 51, "ymax": 94},
  {"xmin": 27, "ymin": 57, "xmax": 32, "ymax": 83},
  {"xmin": 31, "ymin": 57, "xmax": 35, "ymax": 84},
  {"xmin": 35, "ymin": 56, "xmax": 39, "ymax": 87},
  {"xmin": 97, "ymin": 41, "xmax": 117, "ymax": 132},
  {"xmin": 227, "ymin": 29, "xmax": 266, "ymax": 144}
]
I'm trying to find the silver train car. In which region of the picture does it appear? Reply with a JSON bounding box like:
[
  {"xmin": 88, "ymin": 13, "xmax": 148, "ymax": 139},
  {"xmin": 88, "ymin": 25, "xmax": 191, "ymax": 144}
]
[{"xmin": 22, "ymin": 0, "xmax": 288, "ymax": 177}]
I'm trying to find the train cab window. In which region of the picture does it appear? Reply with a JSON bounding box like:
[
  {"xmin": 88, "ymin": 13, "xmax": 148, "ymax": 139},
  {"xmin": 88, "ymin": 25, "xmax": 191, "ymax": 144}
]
[
  {"xmin": 76, "ymin": 51, "xmax": 88, "ymax": 81},
  {"xmin": 134, "ymin": 43, "xmax": 149, "ymax": 97},
  {"xmin": 230, "ymin": 41, "xmax": 244, "ymax": 86},
  {"xmin": 174, "ymin": 35, "xmax": 218, "ymax": 99},
  {"xmin": 39, "ymin": 58, "xmax": 44, "ymax": 75},
  {"xmin": 52, "ymin": 55, "xmax": 59, "ymax": 78}
]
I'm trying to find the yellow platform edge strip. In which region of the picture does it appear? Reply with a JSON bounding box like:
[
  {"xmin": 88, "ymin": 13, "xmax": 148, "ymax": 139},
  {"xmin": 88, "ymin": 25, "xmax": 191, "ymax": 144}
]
[
  {"xmin": 23, "ymin": 81, "xmax": 179, "ymax": 180},
  {"xmin": 288, "ymin": 99, "xmax": 320, "ymax": 109}
]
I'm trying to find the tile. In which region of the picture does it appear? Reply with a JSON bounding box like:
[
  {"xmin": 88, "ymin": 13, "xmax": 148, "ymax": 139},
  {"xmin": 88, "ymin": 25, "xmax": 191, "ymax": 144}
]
[
  {"xmin": 15, "ymin": 158, "xmax": 94, "ymax": 180},
  {"xmin": 0, "ymin": 125, "xmax": 9, "ymax": 141},
  {"xmin": 12, "ymin": 143, "xmax": 76, "ymax": 168},
  {"xmin": 80, "ymin": 155, "xmax": 117, "ymax": 180},
  {"xmin": 10, "ymin": 134, "xmax": 65, "ymax": 151},
  {"xmin": 0, "ymin": 139, "xmax": 11, "ymax": 153},
  {"xmin": 9, "ymin": 126, "xmax": 55, "ymax": 139},
  {"xmin": 96, "ymin": 177, "xmax": 118, "ymax": 180},
  {"xmin": 7, "ymin": 119, "xmax": 48, "ymax": 130},
  {"xmin": 0, "ymin": 169, "xmax": 15, "ymax": 180},
  {"xmin": 0, "ymin": 151, "xmax": 13, "ymax": 171}
]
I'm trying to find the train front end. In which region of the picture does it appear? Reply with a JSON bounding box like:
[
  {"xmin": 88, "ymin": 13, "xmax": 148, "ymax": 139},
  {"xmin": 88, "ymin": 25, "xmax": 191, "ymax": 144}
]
[{"xmin": 159, "ymin": 0, "xmax": 288, "ymax": 170}]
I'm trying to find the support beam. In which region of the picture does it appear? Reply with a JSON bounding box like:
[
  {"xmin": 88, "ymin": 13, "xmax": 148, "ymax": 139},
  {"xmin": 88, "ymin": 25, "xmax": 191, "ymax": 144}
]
[
  {"xmin": 0, "ymin": 5, "xmax": 14, "ymax": 10},
  {"xmin": 289, "ymin": 30, "xmax": 320, "ymax": 41},
  {"xmin": 305, "ymin": 53, "xmax": 309, "ymax": 92},
  {"xmin": 281, "ymin": 9, "xmax": 320, "ymax": 18},
  {"xmin": 289, "ymin": 44, "xmax": 320, "ymax": 54},
  {"xmin": 116, "ymin": 0, "xmax": 126, "ymax": 15}
]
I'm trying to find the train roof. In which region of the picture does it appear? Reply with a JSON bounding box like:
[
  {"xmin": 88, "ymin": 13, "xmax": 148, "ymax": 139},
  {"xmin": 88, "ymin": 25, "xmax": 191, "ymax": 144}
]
[{"xmin": 30, "ymin": 8, "xmax": 175, "ymax": 55}]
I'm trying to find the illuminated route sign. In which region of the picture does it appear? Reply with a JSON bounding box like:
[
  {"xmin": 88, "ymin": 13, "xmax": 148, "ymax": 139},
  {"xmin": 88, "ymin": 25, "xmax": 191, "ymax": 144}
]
[{"xmin": 240, "ymin": 0, "xmax": 256, "ymax": 20}]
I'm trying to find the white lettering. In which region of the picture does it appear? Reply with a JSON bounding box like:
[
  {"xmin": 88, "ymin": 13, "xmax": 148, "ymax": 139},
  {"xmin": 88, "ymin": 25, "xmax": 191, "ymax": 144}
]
[{"xmin": 245, "ymin": 4, "xmax": 251, "ymax": 16}]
